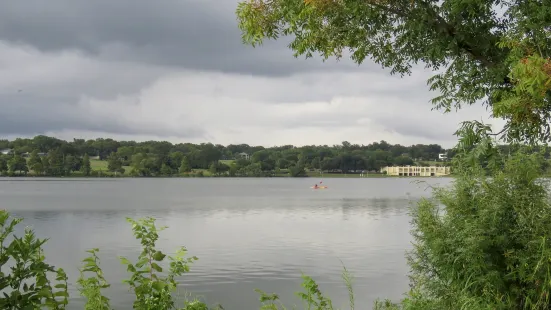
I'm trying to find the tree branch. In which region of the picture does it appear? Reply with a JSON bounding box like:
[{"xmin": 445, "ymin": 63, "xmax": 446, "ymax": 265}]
[
  {"xmin": 416, "ymin": 0, "xmax": 496, "ymax": 68},
  {"xmin": 363, "ymin": 0, "xmax": 409, "ymax": 18},
  {"xmin": 489, "ymin": 127, "xmax": 508, "ymax": 136}
]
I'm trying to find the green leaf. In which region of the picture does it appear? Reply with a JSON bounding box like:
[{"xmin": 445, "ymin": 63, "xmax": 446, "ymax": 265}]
[
  {"xmin": 54, "ymin": 291, "xmax": 69, "ymax": 297},
  {"xmin": 152, "ymin": 251, "xmax": 166, "ymax": 261},
  {"xmin": 151, "ymin": 262, "xmax": 163, "ymax": 272},
  {"xmin": 151, "ymin": 281, "xmax": 166, "ymax": 291},
  {"xmin": 127, "ymin": 264, "xmax": 136, "ymax": 273},
  {"xmin": 119, "ymin": 257, "xmax": 132, "ymax": 265}
]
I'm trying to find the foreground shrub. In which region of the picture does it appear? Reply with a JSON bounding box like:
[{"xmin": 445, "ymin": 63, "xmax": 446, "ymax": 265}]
[
  {"xmin": 0, "ymin": 210, "xmax": 355, "ymax": 309},
  {"xmin": 376, "ymin": 150, "xmax": 551, "ymax": 309},
  {"xmin": 255, "ymin": 265, "xmax": 355, "ymax": 310},
  {"xmin": 0, "ymin": 211, "xmax": 69, "ymax": 309},
  {"xmin": 0, "ymin": 212, "xmax": 210, "ymax": 310}
]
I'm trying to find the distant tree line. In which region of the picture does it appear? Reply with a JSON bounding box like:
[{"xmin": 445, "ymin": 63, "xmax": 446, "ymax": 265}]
[{"xmin": 0, "ymin": 135, "xmax": 456, "ymax": 177}]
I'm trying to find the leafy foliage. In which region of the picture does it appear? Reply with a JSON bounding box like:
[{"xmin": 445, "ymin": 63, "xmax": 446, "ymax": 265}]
[
  {"xmin": 0, "ymin": 136, "xmax": 453, "ymax": 177},
  {"xmin": 0, "ymin": 211, "xmax": 69, "ymax": 309},
  {"xmin": 179, "ymin": 156, "xmax": 192, "ymax": 174},
  {"xmin": 0, "ymin": 210, "xmax": 219, "ymax": 310},
  {"xmin": 236, "ymin": 0, "xmax": 551, "ymax": 144},
  {"xmin": 8, "ymin": 155, "xmax": 28, "ymax": 175},
  {"xmin": 374, "ymin": 148, "xmax": 551, "ymax": 309},
  {"xmin": 77, "ymin": 249, "xmax": 112, "ymax": 310},
  {"xmin": 107, "ymin": 153, "xmax": 124, "ymax": 174},
  {"xmin": 81, "ymin": 154, "xmax": 92, "ymax": 176},
  {"xmin": 255, "ymin": 265, "xmax": 356, "ymax": 310},
  {"xmin": 119, "ymin": 217, "xmax": 199, "ymax": 310}
]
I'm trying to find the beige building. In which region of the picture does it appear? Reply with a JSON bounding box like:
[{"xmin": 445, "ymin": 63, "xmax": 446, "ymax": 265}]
[{"xmin": 381, "ymin": 166, "xmax": 451, "ymax": 177}]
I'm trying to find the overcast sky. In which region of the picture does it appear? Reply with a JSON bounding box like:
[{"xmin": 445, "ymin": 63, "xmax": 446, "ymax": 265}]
[{"xmin": 0, "ymin": 0, "xmax": 503, "ymax": 148}]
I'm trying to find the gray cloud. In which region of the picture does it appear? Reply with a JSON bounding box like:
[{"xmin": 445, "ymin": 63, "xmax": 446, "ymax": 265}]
[
  {"xmin": 0, "ymin": 0, "xmax": 365, "ymax": 77},
  {"xmin": 0, "ymin": 93, "xmax": 206, "ymax": 138},
  {"xmin": 0, "ymin": 0, "xmax": 500, "ymax": 146}
]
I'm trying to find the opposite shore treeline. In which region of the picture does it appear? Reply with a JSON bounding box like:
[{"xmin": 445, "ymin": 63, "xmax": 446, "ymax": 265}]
[
  {"xmin": 2, "ymin": 136, "xmax": 549, "ymax": 178},
  {"xmin": 0, "ymin": 135, "xmax": 456, "ymax": 178}
]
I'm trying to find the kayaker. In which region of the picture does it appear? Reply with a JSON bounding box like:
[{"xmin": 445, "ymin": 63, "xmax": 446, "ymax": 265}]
[{"xmin": 313, "ymin": 184, "xmax": 318, "ymax": 189}]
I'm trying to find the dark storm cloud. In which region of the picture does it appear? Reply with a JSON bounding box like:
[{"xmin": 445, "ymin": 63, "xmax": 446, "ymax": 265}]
[
  {"xmin": 0, "ymin": 0, "xmax": 474, "ymax": 145},
  {"xmin": 0, "ymin": 0, "xmax": 364, "ymax": 76},
  {"xmin": 0, "ymin": 93, "xmax": 206, "ymax": 138}
]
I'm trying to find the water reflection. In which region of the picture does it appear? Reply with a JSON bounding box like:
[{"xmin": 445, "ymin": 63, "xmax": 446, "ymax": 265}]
[{"xmin": 0, "ymin": 178, "xmax": 451, "ymax": 310}]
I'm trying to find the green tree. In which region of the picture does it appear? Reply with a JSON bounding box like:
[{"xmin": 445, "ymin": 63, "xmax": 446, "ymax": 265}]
[
  {"xmin": 0, "ymin": 155, "xmax": 8, "ymax": 175},
  {"xmin": 288, "ymin": 164, "xmax": 306, "ymax": 177},
  {"xmin": 236, "ymin": 0, "xmax": 551, "ymax": 144},
  {"xmin": 198, "ymin": 144, "xmax": 222, "ymax": 169},
  {"xmin": 8, "ymin": 155, "xmax": 28, "ymax": 175},
  {"xmin": 229, "ymin": 163, "xmax": 238, "ymax": 177},
  {"xmin": 160, "ymin": 163, "xmax": 173, "ymax": 176},
  {"xmin": 218, "ymin": 163, "xmax": 230, "ymax": 175},
  {"xmin": 116, "ymin": 146, "xmax": 134, "ymax": 162},
  {"xmin": 41, "ymin": 156, "xmax": 51, "ymax": 176},
  {"xmin": 30, "ymin": 160, "xmax": 44, "ymax": 176},
  {"xmin": 130, "ymin": 153, "xmax": 151, "ymax": 177},
  {"xmin": 0, "ymin": 134, "xmax": 465, "ymax": 178},
  {"xmin": 208, "ymin": 162, "xmax": 218, "ymax": 176},
  {"xmin": 208, "ymin": 162, "xmax": 231, "ymax": 177},
  {"xmin": 179, "ymin": 156, "xmax": 191, "ymax": 173},
  {"xmin": 81, "ymin": 154, "xmax": 91, "ymax": 176},
  {"xmin": 107, "ymin": 152, "xmax": 124, "ymax": 175},
  {"xmin": 234, "ymin": 158, "xmax": 251, "ymax": 169},
  {"xmin": 276, "ymin": 158, "xmax": 291, "ymax": 169},
  {"xmin": 393, "ymin": 156, "xmax": 414, "ymax": 166},
  {"xmin": 28, "ymin": 150, "xmax": 42, "ymax": 175},
  {"xmin": 48, "ymin": 148, "xmax": 65, "ymax": 176},
  {"xmin": 63, "ymin": 154, "xmax": 76, "ymax": 176},
  {"xmin": 311, "ymin": 157, "xmax": 321, "ymax": 170},
  {"xmin": 169, "ymin": 151, "xmax": 184, "ymax": 170},
  {"xmin": 238, "ymin": 162, "xmax": 263, "ymax": 177},
  {"xmin": 289, "ymin": 155, "xmax": 306, "ymax": 177}
]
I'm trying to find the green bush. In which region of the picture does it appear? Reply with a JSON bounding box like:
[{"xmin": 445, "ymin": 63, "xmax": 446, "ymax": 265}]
[
  {"xmin": 0, "ymin": 212, "xmax": 211, "ymax": 310},
  {"xmin": 0, "ymin": 212, "xmax": 69, "ymax": 309},
  {"xmin": 376, "ymin": 149, "xmax": 551, "ymax": 309}
]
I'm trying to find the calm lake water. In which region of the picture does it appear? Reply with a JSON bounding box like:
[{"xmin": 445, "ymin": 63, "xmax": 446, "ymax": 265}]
[{"xmin": 0, "ymin": 177, "xmax": 452, "ymax": 309}]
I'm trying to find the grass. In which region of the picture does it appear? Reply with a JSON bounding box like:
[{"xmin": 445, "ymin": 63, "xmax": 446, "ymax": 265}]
[
  {"xmin": 83, "ymin": 160, "xmax": 213, "ymax": 176},
  {"xmin": 306, "ymin": 171, "xmax": 388, "ymax": 178},
  {"xmin": 90, "ymin": 159, "xmax": 108, "ymax": 170},
  {"xmin": 191, "ymin": 168, "xmax": 212, "ymax": 176},
  {"xmin": 90, "ymin": 159, "xmax": 131, "ymax": 175}
]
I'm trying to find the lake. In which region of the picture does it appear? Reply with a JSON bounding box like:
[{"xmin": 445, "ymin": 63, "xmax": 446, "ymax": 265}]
[{"xmin": 0, "ymin": 177, "xmax": 452, "ymax": 309}]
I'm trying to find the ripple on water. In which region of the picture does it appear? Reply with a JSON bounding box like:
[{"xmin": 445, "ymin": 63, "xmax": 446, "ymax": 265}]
[{"xmin": 0, "ymin": 178, "xmax": 429, "ymax": 310}]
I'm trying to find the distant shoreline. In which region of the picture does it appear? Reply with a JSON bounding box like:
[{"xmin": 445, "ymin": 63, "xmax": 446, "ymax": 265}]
[{"xmin": 0, "ymin": 174, "xmax": 453, "ymax": 179}]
